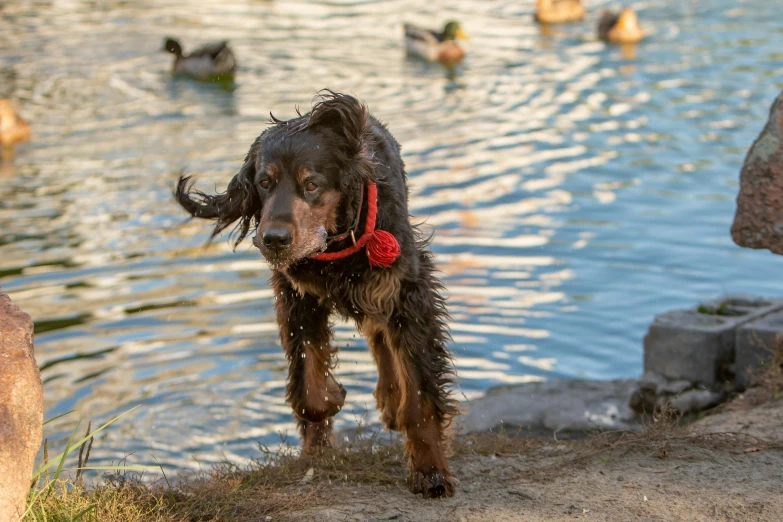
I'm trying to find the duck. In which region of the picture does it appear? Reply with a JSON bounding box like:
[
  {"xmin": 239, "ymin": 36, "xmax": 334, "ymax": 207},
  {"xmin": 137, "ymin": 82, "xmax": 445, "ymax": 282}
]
[
  {"xmin": 534, "ymin": 0, "xmax": 586, "ymax": 25},
  {"xmin": 404, "ymin": 21, "xmax": 468, "ymax": 66},
  {"xmin": 598, "ymin": 7, "xmax": 646, "ymax": 44},
  {"xmin": 0, "ymin": 100, "xmax": 31, "ymax": 160},
  {"xmin": 162, "ymin": 38, "xmax": 237, "ymax": 82}
]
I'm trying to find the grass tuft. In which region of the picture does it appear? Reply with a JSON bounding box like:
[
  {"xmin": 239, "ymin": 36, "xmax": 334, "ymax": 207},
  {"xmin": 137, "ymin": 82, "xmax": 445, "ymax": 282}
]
[{"xmin": 25, "ymin": 421, "xmax": 407, "ymax": 522}]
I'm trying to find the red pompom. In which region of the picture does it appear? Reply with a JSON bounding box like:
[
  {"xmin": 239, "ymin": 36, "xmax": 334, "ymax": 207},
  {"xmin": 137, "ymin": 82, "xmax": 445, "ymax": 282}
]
[{"xmin": 366, "ymin": 230, "xmax": 400, "ymax": 268}]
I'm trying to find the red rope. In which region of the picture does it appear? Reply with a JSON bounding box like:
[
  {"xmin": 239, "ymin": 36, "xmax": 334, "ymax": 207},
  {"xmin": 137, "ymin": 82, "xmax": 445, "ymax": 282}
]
[{"xmin": 310, "ymin": 182, "xmax": 379, "ymax": 262}]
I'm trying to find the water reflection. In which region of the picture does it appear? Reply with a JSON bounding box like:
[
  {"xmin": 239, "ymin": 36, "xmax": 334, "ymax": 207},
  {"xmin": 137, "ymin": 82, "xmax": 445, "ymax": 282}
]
[{"xmin": 0, "ymin": 0, "xmax": 781, "ymax": 472}]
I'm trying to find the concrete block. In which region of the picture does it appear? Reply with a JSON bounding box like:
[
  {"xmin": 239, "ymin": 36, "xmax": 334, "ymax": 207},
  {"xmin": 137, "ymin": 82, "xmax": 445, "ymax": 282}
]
[
  {"xmin": 735, "ymin": 310, "xmax": 783, "ymax": 389},
  {"xmin": 643, "ymin": 295, "xmax": 783, "ymax": 386}
]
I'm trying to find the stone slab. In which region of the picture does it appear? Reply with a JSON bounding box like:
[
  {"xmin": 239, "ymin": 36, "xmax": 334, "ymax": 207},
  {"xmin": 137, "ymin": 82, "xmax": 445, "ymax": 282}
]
[{"xmin": 459, "ymin": 379, "xmax": 640, "ymax": 436}]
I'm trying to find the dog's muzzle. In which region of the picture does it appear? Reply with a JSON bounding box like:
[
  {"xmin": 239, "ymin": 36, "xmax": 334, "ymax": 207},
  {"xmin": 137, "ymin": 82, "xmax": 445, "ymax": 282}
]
[
  {"xmin": 252, "ymin": 226, "xmax": 328, "ymax": 267},
  {"xmin": 261, "ymin": 226, "xmax": 293, "ymax": 250}
]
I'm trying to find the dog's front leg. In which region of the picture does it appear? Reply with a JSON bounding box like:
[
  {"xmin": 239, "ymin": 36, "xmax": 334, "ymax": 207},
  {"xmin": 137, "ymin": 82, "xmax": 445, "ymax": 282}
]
[
  {"xmin": 271, "ymin": 272, "xmax": 345, "ymax": 454},
  {"xmin": 384, "ymin": 262, "xmax": 459, "ymax": 498},
  {"xmin": 364, "ymin": 323, "xmax": 402, "ymax": 431}
]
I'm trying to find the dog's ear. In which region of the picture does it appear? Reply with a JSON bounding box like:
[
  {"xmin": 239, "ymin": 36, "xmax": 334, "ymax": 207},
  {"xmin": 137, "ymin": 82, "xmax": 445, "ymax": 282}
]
[
  {"xmin": 307, "ymin": 91, "xmax": 369, "ymax": 159},
  {"xmin": 174, "ymin": 137, "xmax": 262, "ymax": 248}
]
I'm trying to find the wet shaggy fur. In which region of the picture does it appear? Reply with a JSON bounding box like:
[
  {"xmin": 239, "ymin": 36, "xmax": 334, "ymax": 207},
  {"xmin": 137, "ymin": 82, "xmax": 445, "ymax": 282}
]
[{"xmin": 175, "ymin": 91, "xmax": 459, "ymax": 498}]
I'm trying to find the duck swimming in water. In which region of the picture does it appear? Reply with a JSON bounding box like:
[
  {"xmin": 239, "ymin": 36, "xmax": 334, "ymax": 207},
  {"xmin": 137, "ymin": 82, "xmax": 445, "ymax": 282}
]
[
  {"xmin": 534, "ymin": 0, "xmax": 586, "ymax": 25},
  {"xmin": 598, "ymin": 7, "xmax": 646, "ymax": 44},
  {"xmin": 404, "ymin": 21, "xmax": 468, "ymax": 66},
  {"xmin": 162, "ymin": 38, "xmax": 237, "ymax": 82},
  {"xmin": 0, "ymin": 100, "xmax": 31, "ymax": 160}
]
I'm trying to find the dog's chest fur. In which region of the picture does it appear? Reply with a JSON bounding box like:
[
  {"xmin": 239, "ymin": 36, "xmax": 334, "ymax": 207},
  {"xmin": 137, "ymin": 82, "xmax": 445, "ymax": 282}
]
[{"xmin": 282, "ymin": 260, "xmax": 404, "ymax": 323}]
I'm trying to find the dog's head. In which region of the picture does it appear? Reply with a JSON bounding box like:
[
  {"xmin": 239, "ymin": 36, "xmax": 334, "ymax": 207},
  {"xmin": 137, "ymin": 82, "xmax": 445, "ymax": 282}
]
[{"xmin": 175, "ymin": 91, "xmax": 374, "ymax": 269}]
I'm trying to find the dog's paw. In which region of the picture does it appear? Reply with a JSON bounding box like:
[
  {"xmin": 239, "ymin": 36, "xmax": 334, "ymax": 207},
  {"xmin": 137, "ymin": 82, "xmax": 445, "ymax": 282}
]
[
  {"xmin": 408, "ymin": 469, "xmax": 455, "ymax": 499},
  {"xmin": 302, "ymin": 420, "xmax": 336, "ymax": 455}
]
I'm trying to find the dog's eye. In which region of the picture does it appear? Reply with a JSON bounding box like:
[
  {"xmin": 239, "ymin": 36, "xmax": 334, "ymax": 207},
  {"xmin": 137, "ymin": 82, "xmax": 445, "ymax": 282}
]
[
  {"xmin": 259, "ymin": 179, "xmax": 270, "ymax": 190},
  {"xmin": 305, "ymin": 182, "xmax": 318, "ymax": 192}
]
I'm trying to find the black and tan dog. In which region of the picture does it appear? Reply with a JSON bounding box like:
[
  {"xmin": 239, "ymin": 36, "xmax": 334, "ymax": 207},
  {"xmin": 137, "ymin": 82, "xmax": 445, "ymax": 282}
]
[{"xmin": 175, "ymin": 91, "xmax": 458, "ymax": 498}]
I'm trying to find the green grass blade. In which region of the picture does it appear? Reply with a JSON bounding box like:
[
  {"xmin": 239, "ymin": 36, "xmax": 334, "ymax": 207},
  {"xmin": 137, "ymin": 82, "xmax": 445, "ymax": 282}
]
[
  {"xmin": 151, "ymin": 455, "xmax": 172, "ymax": 490},
  {"xmin": 42, "ymin": 409, "xmax": 75, "ymax": 427},
  {"xmin": 33, "ymin": 406, "xmax": 139, "ymax": 478},
  {"xmin": 41, "ymin": 422, "xmax": 80, "ymax": 501},
  {"xmin": 72, "ymin": 504, "xmax": 95, "ymax": 521},
  {"xmin": 77, "ymin": 465, "xmax": 158, "ymax": 471},
  {"xmin": 22, "ymin": 481, "xmax": 45, "ymax": 520}
]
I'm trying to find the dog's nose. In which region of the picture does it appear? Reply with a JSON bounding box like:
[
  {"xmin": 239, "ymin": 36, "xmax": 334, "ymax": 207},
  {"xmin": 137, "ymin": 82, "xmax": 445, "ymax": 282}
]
[{"xmin": 262, "ymin": 227, "xmax": 293, "ymax": 249}]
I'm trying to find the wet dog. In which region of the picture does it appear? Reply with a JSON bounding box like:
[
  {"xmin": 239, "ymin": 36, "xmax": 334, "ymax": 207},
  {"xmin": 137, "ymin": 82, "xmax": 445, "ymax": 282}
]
[{"xmin": 175, "ymin": 91, "xmax": 458, "ymax": 498}]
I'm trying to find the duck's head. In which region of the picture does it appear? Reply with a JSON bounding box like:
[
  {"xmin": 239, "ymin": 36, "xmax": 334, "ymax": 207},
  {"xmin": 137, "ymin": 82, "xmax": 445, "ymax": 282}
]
[
  {"xmin": 615, "ymin": 8, "xmax": 641, "ymax": 32},
  {"xmin": 442, "ymin": 21, "xmax": 468, "ymax": 41},
  {"xmin": 163, "ymin": 38, "xmax": 183, "ymax": 56}
]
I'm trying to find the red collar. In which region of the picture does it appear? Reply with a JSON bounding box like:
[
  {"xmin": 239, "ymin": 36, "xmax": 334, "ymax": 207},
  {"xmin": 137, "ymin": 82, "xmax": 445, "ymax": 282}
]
[{"xmin": 309, "ymin": 181, "xmax": 400, "ymax": 268}]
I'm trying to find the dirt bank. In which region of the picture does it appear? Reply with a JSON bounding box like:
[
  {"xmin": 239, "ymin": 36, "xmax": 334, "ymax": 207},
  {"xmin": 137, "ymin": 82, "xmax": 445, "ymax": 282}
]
[
  {"xmin": 286, "ymin": 400, "xmax": 783, "ymax": 522},
  {"xmin": 29, "ymin": 398, "xmax": 783, "ymax": 522}
]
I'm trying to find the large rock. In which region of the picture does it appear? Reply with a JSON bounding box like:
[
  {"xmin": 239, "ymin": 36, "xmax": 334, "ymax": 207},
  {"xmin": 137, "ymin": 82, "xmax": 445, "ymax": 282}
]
[
  {"xmin": 0, "ymin": 292, "xmax": 43, "ymax": 522},
  {"xmin": 459, "ymin": 379, "xmax": 640, "ymax": 436},
  {"xmin": 732, "ymin": 90, "xmax": 783, "ymax": 254}
]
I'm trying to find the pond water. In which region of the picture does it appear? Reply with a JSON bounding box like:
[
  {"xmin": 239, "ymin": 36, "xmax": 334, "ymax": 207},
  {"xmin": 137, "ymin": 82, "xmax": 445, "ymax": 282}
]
[{"xmin": 1, "ymin": 0, "xmax": 781, "ymax": 472}]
